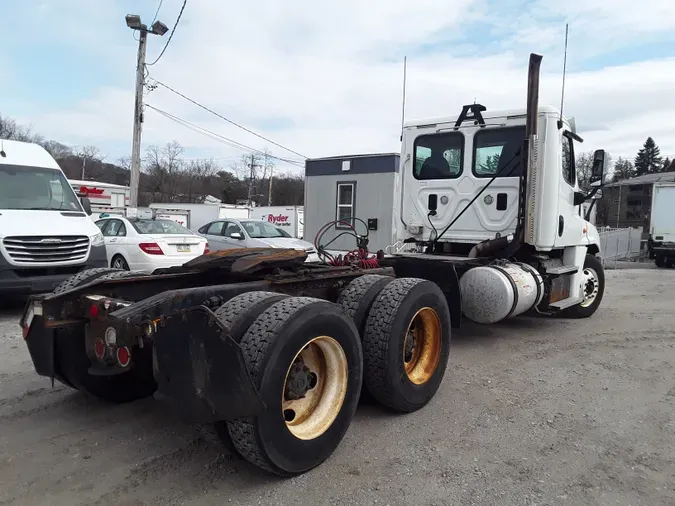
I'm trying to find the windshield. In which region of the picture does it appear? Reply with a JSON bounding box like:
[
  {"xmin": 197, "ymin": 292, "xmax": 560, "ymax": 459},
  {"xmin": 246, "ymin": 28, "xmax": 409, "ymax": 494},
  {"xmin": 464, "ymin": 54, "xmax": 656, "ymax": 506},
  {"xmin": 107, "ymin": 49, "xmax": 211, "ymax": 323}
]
[
  {"xmin": 0, "ymin": 164, "xmax": 83, "ymax": 211},
  {"xmin": 240, "ymin": 220, "xmax": 291, "ymax": 239},
  {"xmin": 131, "ymin": 219, "xmax": 192, "ymax": 235}
]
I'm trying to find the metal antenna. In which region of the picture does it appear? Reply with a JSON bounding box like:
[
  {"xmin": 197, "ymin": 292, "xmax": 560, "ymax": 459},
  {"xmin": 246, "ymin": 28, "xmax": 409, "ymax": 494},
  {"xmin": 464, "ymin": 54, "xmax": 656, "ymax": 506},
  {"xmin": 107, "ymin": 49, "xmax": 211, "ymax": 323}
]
[
  {"xmin": 400, "ymin": 56, "xmax": 407, "ymax": 141},
  {"xmin": 558, "ymin": 23, "xmax": 569, "ymax": 129}
]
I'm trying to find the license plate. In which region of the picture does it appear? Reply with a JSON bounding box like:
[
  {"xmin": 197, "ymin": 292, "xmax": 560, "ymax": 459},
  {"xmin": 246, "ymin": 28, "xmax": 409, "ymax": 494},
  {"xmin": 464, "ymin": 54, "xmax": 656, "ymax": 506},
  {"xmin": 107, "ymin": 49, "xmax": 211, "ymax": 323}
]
[{"xmin": 177, "ymin": 245, "xmax": 191, "ymax": 253}]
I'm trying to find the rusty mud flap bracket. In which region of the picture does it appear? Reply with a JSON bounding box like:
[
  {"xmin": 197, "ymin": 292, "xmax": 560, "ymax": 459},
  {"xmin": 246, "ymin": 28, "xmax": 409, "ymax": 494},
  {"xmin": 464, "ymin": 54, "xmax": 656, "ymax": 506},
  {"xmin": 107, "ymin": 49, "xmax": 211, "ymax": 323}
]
[{"xmin": 152, "ymin": 305, "xmax": 265, "ymax": 424}]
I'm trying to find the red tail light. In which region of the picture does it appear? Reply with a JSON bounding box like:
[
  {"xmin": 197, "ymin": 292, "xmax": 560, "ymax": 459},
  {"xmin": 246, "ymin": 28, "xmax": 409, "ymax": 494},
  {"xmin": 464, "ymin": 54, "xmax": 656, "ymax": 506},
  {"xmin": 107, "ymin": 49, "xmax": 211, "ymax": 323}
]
[
  {"xmin": 139, "ymin": 242, "xmax": 164, "ymax": 255},
  {"xmin": 204, "ymin": 242, "xmax": 210, "ymax": 254}
]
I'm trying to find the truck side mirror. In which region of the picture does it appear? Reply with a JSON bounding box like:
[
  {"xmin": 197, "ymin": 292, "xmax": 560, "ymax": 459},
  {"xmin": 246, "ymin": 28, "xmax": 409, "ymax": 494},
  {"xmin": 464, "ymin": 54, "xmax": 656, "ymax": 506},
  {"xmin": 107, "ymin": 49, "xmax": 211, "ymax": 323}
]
[
  {"xmin": 590, "ymin": 149, "xmax": 605, "ymax": 185},
  {"xmin": 80, "ymin": 197, "xmax": 92, "ymax": 215}
]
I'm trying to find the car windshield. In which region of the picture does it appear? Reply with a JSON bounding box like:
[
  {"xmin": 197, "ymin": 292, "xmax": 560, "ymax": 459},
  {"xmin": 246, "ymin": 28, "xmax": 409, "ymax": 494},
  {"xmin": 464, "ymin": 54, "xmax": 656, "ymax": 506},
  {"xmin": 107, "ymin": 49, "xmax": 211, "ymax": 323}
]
[
  {"xmin": 240, "ymin": 220, "xmax": 291, "ymax": 238},
  {"xmin": 131, "ymin": 219, "xmax": 192, "ymax": 235},
  {"xmin": 0, "ymin": 164, "xmax": 83, "ymax": 211}
]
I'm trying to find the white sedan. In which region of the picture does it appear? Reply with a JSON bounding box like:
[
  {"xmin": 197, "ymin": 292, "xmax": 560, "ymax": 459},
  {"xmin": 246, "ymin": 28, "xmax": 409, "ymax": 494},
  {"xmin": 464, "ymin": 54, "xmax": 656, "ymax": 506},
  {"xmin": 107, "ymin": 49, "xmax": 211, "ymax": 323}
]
[{"xmin": 94, "ymin": 216, "xmax": 209, "ymax": 273}]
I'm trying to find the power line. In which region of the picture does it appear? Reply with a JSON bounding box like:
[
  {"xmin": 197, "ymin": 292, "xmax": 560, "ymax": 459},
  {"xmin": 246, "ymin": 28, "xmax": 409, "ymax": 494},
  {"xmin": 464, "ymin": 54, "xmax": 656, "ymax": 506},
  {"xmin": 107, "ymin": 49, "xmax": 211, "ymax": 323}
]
[
  {"xmin": 145, "ymin": 103, "xmax": 305, "ymax": 168},
  {"xmin": 147, "ymin": 0, "xmax": 187, "ymax": 66},
  {"xmin": 149, "ymin": 78, "xmax": 308, "ymax": 159},
  {"xmin": 151, "ymin": 0, "xmax": 164, "ymax": 23}
]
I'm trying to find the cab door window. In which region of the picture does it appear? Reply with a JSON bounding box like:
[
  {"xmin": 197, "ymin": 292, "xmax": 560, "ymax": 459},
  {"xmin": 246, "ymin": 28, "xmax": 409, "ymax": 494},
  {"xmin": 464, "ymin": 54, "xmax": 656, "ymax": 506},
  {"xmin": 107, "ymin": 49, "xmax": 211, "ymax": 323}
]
[{"xmin": 562, "ymin": 134, "xmax": 576, "ymax": 187}]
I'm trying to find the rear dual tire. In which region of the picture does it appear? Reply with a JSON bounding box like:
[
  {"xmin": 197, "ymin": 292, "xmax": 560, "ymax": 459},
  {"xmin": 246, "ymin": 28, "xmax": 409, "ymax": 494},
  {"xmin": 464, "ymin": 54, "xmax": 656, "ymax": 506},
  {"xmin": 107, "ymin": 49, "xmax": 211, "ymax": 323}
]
[
  {"xmin": 339, "ymin": 275, "xmax": 452, "ymax": 412},
  {"xmin": 220, "ymin": 295, "xmax": 363, "ymax": 476}
]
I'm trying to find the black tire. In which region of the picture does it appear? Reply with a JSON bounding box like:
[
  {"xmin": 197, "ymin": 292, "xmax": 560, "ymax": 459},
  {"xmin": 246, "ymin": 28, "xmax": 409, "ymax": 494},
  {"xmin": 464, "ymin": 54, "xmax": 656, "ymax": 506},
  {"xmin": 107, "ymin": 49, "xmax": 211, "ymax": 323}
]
[
  {"xmin": 199, "ymin": 291, "xmax": 289, "ymax": 453},
  {"xmin": 362, "ymin": 278, "xmax": 451, "ymax": 413},
  {"xmin": 111, "ymin": 255, "xmax": 130, "ymax": 270},
  {"xmin": 226, "ymin": 297, "xmax": 363, "ymax": 476},
  {"xmin": 655, "ymin": 254, "xmax": 665, "ymax": 267},
  {"xmin": 564, "ymin": 254, "xmax": 605, "ymax": 319},
  {"xmin": 337, "ymin": 275, "xmax": 395, "ymax": 336},
  {"xmin": 53, "ymin": 267, "xmax": 121, "ymax": 295},
  {"xmin": 53, "ymin": 269, "xmax": 156, "ymax": 402},
  {"xmin": 337, "ymin": 275, "xmax": 394, "ymax": 404},
  {"xmin": 214, "ymin": 291, "xmax": 289, "ymax": 343}
]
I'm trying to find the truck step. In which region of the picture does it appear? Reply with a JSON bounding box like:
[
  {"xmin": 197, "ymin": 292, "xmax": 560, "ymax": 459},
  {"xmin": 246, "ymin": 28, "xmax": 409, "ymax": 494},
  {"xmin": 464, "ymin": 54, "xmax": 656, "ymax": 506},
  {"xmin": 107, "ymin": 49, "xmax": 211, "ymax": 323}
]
[
  {"xmin": 549, "ymin": 296, "xmax": 584, "ymax": 311},
  {"xmin": 545, "ymin": 265, "xmax": 578, "ymax": 275}
]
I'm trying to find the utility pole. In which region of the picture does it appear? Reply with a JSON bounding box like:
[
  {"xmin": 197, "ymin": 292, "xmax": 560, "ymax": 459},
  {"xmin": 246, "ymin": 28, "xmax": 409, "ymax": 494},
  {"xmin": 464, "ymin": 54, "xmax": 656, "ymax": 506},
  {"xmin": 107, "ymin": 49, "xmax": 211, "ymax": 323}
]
[
  {"xmin": 268, "ymin": 163, "xmax": 274, "ymax": 206},
  {"xmin": 81, "ymin": 154, "xmax": 87, "ymax": 180},
  {"xmin": 247, "ymin": 154, "xmax": 258, "ymax": 207},
  {"xmin": 129, "ymin": 29, "xmax": 147, "ymax": 208},
  {"xmin": 124, "ymin": 14, "xmax": 168, "ymax": 208}
]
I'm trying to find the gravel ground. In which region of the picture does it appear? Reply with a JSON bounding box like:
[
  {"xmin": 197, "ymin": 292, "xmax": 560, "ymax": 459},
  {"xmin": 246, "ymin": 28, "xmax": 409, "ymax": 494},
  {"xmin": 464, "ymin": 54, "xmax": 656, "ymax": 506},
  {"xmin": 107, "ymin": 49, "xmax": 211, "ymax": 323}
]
[{"xmin": 1, "ymin": 269, "xmax": 674, "ymax": 506}]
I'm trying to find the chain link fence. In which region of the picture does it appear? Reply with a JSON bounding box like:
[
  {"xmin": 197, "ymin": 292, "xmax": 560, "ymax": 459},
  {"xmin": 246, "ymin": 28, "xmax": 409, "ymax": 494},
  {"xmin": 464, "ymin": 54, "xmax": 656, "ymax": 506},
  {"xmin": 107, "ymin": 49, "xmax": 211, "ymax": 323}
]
[{"xmin": 598, "ymin": 227, "xmax": 644, "ymax": 265}]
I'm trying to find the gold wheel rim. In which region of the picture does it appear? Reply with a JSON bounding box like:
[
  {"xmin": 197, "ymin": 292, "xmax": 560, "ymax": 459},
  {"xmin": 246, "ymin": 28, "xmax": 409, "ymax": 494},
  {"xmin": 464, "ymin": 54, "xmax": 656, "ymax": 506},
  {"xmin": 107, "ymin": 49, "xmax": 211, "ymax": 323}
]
[
  {"xmin": 402, "ymin": 307, "xmax": 442, "ymax": 385},
  {"xmin": 281, "ymin": 336, "xmax": 348, "ymax": 441}
]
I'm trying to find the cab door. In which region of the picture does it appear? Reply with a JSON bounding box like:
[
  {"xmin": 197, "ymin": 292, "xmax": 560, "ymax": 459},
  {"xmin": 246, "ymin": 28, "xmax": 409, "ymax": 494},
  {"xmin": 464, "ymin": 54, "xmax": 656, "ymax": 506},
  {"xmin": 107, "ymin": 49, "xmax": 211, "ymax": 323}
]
[{"xmin": 554, "ymin": 131, "xmax": 585, "ymax": 247}]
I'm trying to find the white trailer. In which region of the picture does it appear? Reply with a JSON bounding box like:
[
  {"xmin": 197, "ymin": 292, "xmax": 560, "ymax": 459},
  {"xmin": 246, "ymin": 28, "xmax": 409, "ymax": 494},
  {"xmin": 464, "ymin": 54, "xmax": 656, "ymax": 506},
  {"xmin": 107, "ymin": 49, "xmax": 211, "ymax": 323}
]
[
  {"xmin": 70, "ymin": 179, "xmax": 130, "ymax": 216},
  {"xmin": 248, "ymin": 206, "xmax": 304, "ymax": 238},
  {"xmin": 648, "ymin": 182, "xmax": 675, "ymax": 267},
  {"xmin": 148, "ymin": 203, "xmax": 250, "ymax": 231}
]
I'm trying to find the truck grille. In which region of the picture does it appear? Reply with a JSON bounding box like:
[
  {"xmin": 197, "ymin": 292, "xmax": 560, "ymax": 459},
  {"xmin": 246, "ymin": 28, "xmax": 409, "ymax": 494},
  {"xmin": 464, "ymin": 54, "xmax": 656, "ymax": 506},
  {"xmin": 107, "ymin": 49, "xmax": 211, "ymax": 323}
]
[{"xmin": 3, "ymin": 236, "xmax": 90, "ymax": 263}]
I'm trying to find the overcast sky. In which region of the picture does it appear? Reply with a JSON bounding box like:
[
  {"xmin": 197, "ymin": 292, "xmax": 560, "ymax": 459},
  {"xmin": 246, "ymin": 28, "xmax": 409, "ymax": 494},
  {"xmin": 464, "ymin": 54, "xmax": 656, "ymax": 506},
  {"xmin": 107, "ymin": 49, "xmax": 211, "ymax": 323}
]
[{"xmin": 2, "ymin": 0, "xmax": 674, "ymax": 174}]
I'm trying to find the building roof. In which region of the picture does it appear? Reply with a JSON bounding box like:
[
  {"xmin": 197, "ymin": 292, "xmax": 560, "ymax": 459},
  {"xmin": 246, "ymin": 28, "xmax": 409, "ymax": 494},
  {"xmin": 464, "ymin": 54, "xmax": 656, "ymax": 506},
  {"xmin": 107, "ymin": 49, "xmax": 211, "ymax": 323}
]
[
  {"xmin": 306, "ymin": 152, "xmax": 400, "ymax": 162},
  {"xmin": 604, "ymin": 172, "xmax": 675, "ymax": 187}
]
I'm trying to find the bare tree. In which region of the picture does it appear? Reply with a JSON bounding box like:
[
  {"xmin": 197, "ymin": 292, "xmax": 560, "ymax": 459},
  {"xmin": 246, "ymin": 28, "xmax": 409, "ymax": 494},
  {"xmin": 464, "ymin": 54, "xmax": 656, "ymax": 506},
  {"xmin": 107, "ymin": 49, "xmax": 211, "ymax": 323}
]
[
  {"xmin": 42, "ymin": 140, "xmax": 73, "ymax": 161},
  {"xmin": 577, "ymin": 151, "xmax": 612, "ymax": 192},
  {"xmin": 77, "ymin": 145, "xmax": 103, "ymax": 180},
  {"xmin": 0, "ymin": 114, "xmax": 38, "ymax": 142}
]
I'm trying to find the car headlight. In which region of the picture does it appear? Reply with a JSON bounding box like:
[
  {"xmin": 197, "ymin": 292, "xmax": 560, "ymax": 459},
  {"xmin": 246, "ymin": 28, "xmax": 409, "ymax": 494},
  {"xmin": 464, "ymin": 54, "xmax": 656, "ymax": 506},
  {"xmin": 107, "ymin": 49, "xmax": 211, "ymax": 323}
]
[{"xmin": 91, "ymin": 233, "xmax": 105, "ymax": 247}]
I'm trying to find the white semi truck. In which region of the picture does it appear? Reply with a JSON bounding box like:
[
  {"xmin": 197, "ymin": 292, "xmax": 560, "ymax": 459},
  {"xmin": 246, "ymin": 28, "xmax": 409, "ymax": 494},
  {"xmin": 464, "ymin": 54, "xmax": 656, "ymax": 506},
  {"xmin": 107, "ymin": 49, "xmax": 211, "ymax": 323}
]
[{"xmin": 21, "ymin": 53, "xmax": 607, "ymax": 476}]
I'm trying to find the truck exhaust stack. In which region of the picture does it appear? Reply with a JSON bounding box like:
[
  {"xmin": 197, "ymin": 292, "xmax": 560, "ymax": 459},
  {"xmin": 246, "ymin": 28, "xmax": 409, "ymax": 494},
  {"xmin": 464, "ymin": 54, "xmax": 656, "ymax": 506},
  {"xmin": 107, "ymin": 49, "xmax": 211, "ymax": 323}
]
[{"xmin": 523, "ymin": 53, "xmax": 543, "ymax": 245}]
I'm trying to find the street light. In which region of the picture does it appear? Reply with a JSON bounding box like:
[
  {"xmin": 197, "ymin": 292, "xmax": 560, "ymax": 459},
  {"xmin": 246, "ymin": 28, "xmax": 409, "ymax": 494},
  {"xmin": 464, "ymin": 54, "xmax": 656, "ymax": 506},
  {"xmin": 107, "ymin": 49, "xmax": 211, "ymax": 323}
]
[
  {"xmin": 151, "ymin": 20, "xmax": 169, "ymax": 36},
  {"xmin": 125, "ymin": 14, "xmax": 142, "ymax": 30},
  {"xmin": 124, "ymin": 13, "xmax": 168, "ymax": 208}
]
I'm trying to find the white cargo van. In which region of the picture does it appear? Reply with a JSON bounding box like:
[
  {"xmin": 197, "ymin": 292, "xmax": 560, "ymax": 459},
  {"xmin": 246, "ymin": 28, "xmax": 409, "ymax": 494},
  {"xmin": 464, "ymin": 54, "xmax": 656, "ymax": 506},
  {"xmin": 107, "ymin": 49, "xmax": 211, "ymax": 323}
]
[{"xmin": 0, "ymin": 139, "xmax": 108, "ymax": 294}]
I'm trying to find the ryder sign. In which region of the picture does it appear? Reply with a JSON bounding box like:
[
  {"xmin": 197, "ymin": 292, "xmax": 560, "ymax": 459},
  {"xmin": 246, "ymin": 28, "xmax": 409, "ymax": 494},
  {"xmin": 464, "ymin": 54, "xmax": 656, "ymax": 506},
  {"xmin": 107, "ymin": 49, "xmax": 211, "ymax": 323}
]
[{"xmin": 250, "ymin": 206, "xmax": 302, "ymax": 238}]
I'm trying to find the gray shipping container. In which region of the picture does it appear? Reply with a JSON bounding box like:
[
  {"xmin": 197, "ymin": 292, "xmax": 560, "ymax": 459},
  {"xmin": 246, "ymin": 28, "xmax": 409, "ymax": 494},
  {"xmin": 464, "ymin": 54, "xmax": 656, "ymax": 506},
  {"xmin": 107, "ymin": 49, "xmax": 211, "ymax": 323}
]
[{"xmin": 304, "ymin": 153, "xmax": 400, "ymax": 253}]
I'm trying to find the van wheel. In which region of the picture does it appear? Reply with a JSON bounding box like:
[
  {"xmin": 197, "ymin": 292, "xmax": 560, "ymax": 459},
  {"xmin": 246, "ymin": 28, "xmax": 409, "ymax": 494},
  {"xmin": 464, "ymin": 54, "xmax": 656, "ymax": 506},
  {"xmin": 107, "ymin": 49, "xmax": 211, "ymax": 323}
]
[
  {"xmin": 564, "ymin": 254, "xmax": 605, "ymax": 318},
  {"xmin": 362, "ymin": 278, "xmax": 451, "ymax": 413},
  {"xmin": 226, "ymin": 297, "xmax": 362, "ymax": 476},
  {"xmin": 111, "ymin": 255, "xmax": 130, "ymax": 270}
]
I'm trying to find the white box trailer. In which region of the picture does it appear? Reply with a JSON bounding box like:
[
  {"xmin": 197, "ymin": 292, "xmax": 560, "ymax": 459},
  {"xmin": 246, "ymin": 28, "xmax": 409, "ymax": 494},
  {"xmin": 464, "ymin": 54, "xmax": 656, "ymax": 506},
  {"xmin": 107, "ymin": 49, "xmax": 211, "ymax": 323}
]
[
  {"xmin": 648, "ymin": 182, "xmax": 675, "ymax": 267},
  {"xmin": 149, "ymin": 203, "xmax": 250, "ymax": 231},
  {"xmin": 70, "ymin": 179, "xmax": 130, "ymax": 213},
  {"xmin": 650, "ymin": 183, "xmax": 675, "ymax": 243},
  {"xmin": 249, "ymin": 206, "xmax": 304, "ymax": 238}
]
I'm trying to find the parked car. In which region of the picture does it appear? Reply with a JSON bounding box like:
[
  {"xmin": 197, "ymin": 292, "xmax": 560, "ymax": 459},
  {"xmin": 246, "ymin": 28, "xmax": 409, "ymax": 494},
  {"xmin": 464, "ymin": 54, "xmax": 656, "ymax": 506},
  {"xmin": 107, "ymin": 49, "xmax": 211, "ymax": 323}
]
[
  {"xmin": 94, "ymin": 216, "xmax": 208, "ymax": 273},
  {"xmin": 197, "ymin": 219, "xmax": 319, "ymax": 261}
]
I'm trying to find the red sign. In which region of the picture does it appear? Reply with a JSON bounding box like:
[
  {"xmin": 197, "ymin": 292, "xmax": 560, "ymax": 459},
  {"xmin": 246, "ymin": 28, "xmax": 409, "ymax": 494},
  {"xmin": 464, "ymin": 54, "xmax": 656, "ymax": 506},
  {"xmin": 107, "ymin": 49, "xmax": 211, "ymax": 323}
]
[
  {"xmin": 78, "ymin": 186, "xmax": 105, "ymax": 196},
  {"xmin": 266, "ymin": 214, "xmax": 290, "ymax": 225}
]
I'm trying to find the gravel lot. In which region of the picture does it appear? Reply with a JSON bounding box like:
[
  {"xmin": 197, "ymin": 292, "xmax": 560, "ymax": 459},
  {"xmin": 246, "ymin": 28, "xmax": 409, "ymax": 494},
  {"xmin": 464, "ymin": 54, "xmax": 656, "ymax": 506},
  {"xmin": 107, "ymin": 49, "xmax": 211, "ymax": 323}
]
[{"xmin": 1, "ymin": 269, "xmax": 674, "ymax": 506}]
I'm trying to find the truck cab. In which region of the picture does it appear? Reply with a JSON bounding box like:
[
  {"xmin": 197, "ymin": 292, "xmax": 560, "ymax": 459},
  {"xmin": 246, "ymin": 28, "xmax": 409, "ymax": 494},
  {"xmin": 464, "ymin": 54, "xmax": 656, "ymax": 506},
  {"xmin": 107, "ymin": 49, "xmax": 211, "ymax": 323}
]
[
  {"xmin": 397, "ymin": 104, "xmax": 602, "ymax": 255},
  {"xmin": 392, "ymin": 73, "xmax": 608, "ymax": 322},
  {"xmin": 0, "ymin": 139, "xmax": 108, "ymax": 294}
]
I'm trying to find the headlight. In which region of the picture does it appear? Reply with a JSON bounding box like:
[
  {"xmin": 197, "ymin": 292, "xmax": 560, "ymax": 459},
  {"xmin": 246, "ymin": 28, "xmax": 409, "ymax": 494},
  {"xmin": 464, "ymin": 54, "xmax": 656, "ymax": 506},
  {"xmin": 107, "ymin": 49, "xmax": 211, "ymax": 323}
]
[{"xmin": 91, "ymin": 233, "xmax": 105, "ymax": 247}]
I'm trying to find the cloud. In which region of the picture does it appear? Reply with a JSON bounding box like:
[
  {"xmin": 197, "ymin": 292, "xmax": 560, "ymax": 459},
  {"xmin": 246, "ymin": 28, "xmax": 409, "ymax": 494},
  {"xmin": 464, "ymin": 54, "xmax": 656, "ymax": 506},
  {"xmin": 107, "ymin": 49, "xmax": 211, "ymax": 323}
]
[{"xmin": 1, "ymin": 0, "xmax": 674, "ymax": 173}]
